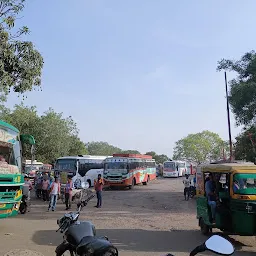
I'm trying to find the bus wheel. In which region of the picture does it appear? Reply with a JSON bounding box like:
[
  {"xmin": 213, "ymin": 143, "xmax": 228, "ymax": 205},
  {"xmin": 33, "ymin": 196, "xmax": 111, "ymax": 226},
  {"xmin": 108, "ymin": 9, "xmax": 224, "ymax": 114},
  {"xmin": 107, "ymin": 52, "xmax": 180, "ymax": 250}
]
[
  {"xmin": 200, "ymin": 218, "xmax": 210, "ymax": 235},
  {"xmin": 129, "ymin": 178, "xmax": 136, "ymax": 189},
  {"xmin": 87, "ymin": 179, "xmax": 91, "ymax": 187},
  {"xmin": 142, "ymin": 176, "xmax": 149, "ymax": 185}
]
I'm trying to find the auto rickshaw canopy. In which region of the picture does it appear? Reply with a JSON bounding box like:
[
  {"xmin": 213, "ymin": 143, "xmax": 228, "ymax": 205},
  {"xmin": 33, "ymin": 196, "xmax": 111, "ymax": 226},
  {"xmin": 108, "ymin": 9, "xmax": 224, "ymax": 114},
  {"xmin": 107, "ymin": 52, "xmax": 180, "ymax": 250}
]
[{"xmin": 199, "ymin": 162, "xmax": 256, "ymax": 173}]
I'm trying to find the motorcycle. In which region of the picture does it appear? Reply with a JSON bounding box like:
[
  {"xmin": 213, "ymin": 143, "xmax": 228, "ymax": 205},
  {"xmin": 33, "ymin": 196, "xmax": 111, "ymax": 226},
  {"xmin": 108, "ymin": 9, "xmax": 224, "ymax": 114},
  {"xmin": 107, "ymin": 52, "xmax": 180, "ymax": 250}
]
[
  {"xmin": 19, "ymin": 194, "xmax": 28, "ymax": 214},
  {"xmin": 189, "ymin": 185, "xmax": 196, "ymax": 198},
  {"xmin": 55, "ymin": 192, "xmax": 118, "ymax": 256}
]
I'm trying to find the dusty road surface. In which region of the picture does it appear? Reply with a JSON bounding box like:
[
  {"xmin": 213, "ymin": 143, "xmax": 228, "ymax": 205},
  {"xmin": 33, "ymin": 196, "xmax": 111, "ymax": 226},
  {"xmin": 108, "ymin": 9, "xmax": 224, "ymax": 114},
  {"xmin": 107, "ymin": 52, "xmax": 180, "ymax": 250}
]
[{"xmin": 0, "ymin": 178, "xmax": 256, "ymax": 256}]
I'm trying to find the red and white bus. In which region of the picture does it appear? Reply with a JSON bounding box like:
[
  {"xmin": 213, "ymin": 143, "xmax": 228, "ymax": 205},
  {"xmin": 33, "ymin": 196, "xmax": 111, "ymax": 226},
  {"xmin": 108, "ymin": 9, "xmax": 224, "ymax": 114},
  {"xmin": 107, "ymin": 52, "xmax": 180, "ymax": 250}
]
[
  {"xmin": 185, "ymin": 162, "xmax": 196, "ymax": 175},
  {"xmin": 163, "ymin": 160, "xmax": 186, "ymax": 177},
  {"xmin": 103, "ymin": 154, "xmax": 156, "ymax": 189}
]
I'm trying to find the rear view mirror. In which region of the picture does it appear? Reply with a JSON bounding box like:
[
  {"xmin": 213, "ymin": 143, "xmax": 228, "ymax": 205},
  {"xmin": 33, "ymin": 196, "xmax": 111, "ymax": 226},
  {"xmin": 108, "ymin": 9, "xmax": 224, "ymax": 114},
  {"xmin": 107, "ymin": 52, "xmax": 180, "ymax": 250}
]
[{"xmin": 205, "ymin": 235, "xmax": 234, "ymax": 255}]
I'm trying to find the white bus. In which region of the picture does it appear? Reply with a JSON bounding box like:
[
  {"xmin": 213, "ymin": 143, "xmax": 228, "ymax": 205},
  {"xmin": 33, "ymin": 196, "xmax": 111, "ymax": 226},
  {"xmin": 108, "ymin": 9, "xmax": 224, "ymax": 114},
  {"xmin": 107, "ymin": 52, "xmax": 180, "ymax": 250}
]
[
  {"xmin": 54, "ymin": 155, "xmax": 111, "ymax": 188},
  {"xmin": 163, "ymin": 160, "xmax": 186, "ymax": 177}
]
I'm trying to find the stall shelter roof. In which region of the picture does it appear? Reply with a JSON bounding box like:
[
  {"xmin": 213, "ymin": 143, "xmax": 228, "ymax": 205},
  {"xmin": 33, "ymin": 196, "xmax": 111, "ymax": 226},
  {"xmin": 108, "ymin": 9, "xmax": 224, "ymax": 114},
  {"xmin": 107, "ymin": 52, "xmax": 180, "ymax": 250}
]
[
  {"xmin": 112, "ymin": 154, "xmax": 152, "ymax": 159},
  {"xmin": 199, "ymin": 162, "xmax": 256, "ymax": 172}
]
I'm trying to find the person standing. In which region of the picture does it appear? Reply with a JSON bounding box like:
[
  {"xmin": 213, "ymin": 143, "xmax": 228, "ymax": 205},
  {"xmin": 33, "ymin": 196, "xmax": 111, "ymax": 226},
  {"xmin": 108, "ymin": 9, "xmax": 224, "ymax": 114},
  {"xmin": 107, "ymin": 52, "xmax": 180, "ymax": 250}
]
[
  {"xmin": 205, "ymin": 173, "xmax": 217, "ymax": 223},
  {"xmin": 42, "ymin": 176, "xmax": 50, "ymax": 202},
  {"xmin": 94, "ymin": 174, "xmax": 104, "ymax": 208},
  {"xmin": 65, "ymin": 176, "xmax": 73, "ymax": 210},
  {"xmin": 183, "ymin": 174, "xmax": 190, "ymax": 201},
  {"xmin": 48, "ymin": 177, "xmax": 60, "ymax": 211},
  {"xmin": 23, "ymin": 174, "xmax": 33, "ymax": 212}
]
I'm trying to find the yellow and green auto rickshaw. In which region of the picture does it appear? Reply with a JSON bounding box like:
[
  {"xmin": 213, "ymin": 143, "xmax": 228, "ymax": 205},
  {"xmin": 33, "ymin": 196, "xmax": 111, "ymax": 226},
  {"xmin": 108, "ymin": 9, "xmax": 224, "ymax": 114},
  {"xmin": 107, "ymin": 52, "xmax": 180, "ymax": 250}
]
[{"xmin": 196, "ymin": 161, "xmax": 256, "ymax": 236}]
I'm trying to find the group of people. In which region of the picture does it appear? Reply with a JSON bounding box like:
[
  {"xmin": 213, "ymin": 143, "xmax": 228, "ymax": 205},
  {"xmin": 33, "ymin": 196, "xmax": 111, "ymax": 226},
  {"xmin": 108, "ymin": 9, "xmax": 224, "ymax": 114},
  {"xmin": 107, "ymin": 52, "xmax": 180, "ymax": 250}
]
[{"xmin": 23, "ymin": 172, "xmax": 104, "ymax": 211}]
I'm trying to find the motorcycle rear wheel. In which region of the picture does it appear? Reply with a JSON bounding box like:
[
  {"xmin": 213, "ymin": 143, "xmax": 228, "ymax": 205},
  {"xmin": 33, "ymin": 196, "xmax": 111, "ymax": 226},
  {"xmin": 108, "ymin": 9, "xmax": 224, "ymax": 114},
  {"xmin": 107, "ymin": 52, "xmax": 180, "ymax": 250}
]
[{"xmin": 19, "ymin": 203, "xmax": 27, "ymax": 214}]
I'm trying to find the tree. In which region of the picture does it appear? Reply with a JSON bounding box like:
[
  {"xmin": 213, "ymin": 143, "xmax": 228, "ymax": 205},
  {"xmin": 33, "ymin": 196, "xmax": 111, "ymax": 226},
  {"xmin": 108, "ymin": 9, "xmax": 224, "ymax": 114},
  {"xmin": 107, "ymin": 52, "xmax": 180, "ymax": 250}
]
[
  {"xmin": 121, "ymin": 150, "xmax": 141, "ymax": 154},
  {"xmin": 86, "ymin": 141, "xmax": 122, "ymax": 156},
  {"xmin": 234, "ymin": 127, "xmax": 256, "ymax": 162},
  {"xmin": 68, "ymin": 135, "xmax": 88, "ymax": 156},
  {"xmin": 217, "ymin": 51, "xmax": 256, "ymax": 125},
  {"xmin": 0, "ymin": 0, "xmax": 44, "ymax": 101},
  {"xmin": 145, "ymin": 151, "xmax": 169, "ymax": 164},
  {"xmin": 173, "ymin": 130, "xmax": 227, "ymax": 164},
  {"xmin": 0, "ymin": 104, "xmax": 87, "ymax": 163}
]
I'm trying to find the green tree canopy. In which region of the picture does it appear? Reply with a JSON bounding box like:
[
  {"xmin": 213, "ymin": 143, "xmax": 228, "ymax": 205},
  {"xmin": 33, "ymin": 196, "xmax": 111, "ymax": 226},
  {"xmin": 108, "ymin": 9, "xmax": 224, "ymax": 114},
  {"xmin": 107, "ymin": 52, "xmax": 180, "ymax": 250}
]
[
  {"xmin": 173, "ymin": 130, "xmax": 227, "ymax": 164},
  {"xmin": 234, "ymin": 127, "xmax": 256, "ymax": 162},
  {"xmin": 0, "ymin": 104, "xmax": 87, "ymax": 163},
  {"xmin": 0, "ymin": 0, "xmax": 44, "ymax": 101},
  {"xmin": 86, "ymin": 141, "xmax": 122, "ymax": 156},
  {"xmin": 217, "ymin": 51, "xmax": 256, "ymax": 125},
  {"xmin": 145, "ymin": 151, "xmax": 169, "ymax": 164},
  {"xmin": 121, "ymin": 150, "xmax": 141, "ymax": 154}
]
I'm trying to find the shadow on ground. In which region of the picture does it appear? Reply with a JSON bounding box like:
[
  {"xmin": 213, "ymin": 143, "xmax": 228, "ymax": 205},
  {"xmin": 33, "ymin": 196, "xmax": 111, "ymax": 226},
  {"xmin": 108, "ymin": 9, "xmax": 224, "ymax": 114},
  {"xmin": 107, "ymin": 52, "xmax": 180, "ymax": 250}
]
[{"xmin": 32, "ymin": 228, "xmax": 253, "ymax": 254}]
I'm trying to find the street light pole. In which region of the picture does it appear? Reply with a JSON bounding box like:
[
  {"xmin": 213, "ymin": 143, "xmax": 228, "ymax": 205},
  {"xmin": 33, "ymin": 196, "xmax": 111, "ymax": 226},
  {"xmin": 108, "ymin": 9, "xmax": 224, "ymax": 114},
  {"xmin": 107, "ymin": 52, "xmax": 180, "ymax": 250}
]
[{"xmin": 225, "ymin": 72, "xmax": 233, "ymax": 162}]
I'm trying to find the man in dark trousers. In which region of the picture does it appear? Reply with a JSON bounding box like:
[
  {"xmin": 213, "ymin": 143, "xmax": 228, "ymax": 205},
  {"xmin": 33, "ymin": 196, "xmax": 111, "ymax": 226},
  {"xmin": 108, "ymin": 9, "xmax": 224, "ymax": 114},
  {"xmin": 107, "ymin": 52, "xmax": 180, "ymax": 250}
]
[
  {"xmin": 94, "ymin": 174, "xmax": 104, "ymax": 208},
  {"xmin": 65, "ymin": 176, "xmax": 73, "ymax": 210}
]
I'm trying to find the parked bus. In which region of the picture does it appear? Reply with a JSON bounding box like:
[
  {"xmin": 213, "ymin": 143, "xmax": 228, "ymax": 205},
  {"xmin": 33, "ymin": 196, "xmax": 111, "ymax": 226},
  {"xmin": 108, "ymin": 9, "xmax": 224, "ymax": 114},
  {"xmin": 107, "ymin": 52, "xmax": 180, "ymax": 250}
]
[
  {"xmin": 103, "ymin": 154, "xmax": 156, "ymax": 189},
  {"xmin": 0, "ymin": 120, "xmax": 35, "ymax": 218},
  {"xmin": 54, "ymin": 155, "xmax": 111, "ymax": 190},
  {"xmin": 185, "ymin": 162, "xmax": 196, "ymax": 175},
  {"xmin": 163, "ymin": 160, "xmax": 186, "ymax": 177},
  {"xmin": 24, "ymin": 160, "xmax": 44, "ymax": 184}
]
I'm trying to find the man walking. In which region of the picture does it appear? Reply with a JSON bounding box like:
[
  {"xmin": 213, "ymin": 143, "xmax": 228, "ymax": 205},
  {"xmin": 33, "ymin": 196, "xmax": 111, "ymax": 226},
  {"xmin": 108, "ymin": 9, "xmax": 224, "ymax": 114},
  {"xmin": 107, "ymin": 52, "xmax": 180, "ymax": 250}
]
[
  {"xmin": 94, "ymin": 174, "xmax": 104, "ymax": 208},
  {"xmin": 48, "ymin": 177, "xmax": 60, "ymax": 211},
  {"xmin": 23, "ymin": 174, "xmax": 33, "ymax": 212},
  {"xmin": 65, "ymin": 176, "xmax": 73, "ymax": 210},
  {"xmin": 183, "ymin": 174, "xmax": 190, "ymax": 201},
  {"xmin": 42, "ymin": 176, "xmax": 50, "ymax": 202}
]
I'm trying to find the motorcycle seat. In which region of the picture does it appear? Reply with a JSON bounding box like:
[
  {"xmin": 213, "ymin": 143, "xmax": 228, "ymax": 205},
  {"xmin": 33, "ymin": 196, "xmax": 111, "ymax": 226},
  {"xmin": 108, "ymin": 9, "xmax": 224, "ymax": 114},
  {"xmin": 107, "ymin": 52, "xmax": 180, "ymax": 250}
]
[{"xmin": 76, "ymin": 236, "xmax": 114, "ymax": 256}]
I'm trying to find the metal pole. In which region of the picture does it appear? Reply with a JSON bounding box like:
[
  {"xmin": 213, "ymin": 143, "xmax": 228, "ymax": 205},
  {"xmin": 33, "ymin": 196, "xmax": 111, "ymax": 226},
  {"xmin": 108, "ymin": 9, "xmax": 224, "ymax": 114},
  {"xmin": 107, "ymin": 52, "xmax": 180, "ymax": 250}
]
[{"xmin": 225, "ymin": 72, "xmax": 233, "ymax": 162}]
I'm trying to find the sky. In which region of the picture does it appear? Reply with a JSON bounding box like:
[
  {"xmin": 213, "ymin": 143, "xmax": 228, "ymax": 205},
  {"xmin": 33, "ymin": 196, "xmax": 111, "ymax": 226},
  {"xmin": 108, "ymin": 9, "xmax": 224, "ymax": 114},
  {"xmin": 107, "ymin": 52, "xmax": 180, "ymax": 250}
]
[{"xmin": 5, "ymin": 0, "xmax": 256, "ymax": 157}]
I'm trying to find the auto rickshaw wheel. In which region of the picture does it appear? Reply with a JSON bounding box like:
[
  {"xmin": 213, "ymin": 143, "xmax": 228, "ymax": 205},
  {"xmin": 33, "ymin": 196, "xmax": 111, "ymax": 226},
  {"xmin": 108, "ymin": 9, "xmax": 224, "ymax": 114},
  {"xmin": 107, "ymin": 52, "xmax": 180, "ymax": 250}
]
[{"xmin": 199, "ymin": 218, "xmax": 210, "ymax": 235}]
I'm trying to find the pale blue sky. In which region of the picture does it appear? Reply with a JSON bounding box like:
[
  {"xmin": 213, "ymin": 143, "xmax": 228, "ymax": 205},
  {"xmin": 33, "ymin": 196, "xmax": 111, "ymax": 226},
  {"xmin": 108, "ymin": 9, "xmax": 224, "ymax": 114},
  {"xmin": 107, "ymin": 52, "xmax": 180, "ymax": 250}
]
[{"xmin": 6, "ymin": 0, "xmax": 256, "ymax": 157}]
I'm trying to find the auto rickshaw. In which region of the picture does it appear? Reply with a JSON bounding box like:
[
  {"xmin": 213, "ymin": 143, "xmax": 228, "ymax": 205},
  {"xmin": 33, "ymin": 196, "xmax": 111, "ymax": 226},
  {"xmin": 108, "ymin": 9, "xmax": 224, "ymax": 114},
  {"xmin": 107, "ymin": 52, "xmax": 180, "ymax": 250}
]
[{"xmin": 196, "ymin": 161, "xmax": 256, "ymax": 236}]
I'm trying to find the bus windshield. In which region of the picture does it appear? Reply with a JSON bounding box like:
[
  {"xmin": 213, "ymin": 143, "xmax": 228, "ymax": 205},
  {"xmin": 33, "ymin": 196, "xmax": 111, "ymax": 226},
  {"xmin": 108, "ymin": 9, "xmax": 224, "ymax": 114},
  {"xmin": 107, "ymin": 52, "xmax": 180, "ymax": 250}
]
[
  {"xmin": 105, "ymin": 162, "xmax": 127, "ymax": 170},
  {"xmin": 0, "ymin": 141, "xmax": 21, "ymax": 168},
  {"xmin": 233, "ymin": 173, "xmax": 256, "ymax": 195},
  {"xmin": 164, "ymin": 162, "xmax": 175, "ymax": 169},
  {"xmin": 55, "ymin": 159, "xmax": 77, "ymax": 171}
]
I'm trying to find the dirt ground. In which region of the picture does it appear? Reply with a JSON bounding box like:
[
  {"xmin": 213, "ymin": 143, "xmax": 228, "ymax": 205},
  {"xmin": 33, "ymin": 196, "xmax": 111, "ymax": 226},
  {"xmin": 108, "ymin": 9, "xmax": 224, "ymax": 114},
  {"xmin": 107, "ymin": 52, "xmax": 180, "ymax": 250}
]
[{"xmin": 0, "ymin": 178, "xmax": 256, "ymax": 256}]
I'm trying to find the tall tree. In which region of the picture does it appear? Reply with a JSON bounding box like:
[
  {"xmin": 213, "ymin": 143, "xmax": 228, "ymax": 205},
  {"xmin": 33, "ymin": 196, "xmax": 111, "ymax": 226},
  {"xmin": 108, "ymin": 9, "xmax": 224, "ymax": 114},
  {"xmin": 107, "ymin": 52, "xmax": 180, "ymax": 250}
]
[
  {"xmin": 145, "ymin": 151, "xmax": 169, "ymax": 164},
  {"xmin": 0, "ymin": 104, "xmax": 87, "ymax": 163},
  {"xmin": 217, "ymin": 51, "xmax": 256, "ymax": 125},
  {"xmin": 86, "ymin": 141, "xmax": 122, "ymax": 156},
  {"xmin": 234, "ymin": 127, "xmax": 256, "ymax": 162},
  {"xmin": 0, "ymin": 0, "xmax": 44, "ymax": 101},
  {"xmin": 173, "ymin": 130, "xmax": 227, "ymax": 164},
  {"xmin": 121, "ymin": 150, "xmax": 141, "ymax": 154}
]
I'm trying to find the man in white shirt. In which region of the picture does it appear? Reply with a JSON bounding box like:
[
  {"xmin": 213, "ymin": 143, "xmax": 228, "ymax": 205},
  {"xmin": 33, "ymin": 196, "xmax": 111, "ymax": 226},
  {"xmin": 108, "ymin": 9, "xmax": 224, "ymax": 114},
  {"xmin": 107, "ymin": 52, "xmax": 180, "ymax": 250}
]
[
  {"xmin": 183, "ymin": 174, "xmax": 191, "ymax": 201},
  {"xmin": 23, "ymin": 174, "xmax": 33, "ymax": 212},
  {"xmin": 48, "ymin": 177, "xmax": 60, "ymax": 211}
]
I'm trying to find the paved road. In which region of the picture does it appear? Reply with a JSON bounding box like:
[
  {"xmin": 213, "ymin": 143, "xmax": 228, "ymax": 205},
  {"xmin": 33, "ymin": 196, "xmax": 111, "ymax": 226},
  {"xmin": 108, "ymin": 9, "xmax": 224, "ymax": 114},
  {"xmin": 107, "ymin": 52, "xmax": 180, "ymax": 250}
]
[{"xmin": 0, "ymin": 178, "xmax": 255, "ymax": 256}]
